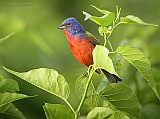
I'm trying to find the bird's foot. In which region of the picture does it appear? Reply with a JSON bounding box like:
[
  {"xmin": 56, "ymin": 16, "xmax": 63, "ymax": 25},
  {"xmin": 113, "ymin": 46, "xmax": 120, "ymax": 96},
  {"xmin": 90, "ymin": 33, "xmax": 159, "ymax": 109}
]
[{"xmin": 83, "ymin": 71, "xmax": 89, "ymax": 77}]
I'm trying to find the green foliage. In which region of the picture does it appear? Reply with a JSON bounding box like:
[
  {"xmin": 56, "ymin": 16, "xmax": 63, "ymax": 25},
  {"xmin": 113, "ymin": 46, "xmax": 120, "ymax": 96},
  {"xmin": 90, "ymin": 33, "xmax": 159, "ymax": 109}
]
[
  {"xmin": 85, "ymin": 79, "xmax": 140, "ymax": 118},
  {"xmin": 0, "ymin": 92, "xmax": 30, "ymax": 107},
  {"xmin": 117, "ymin": 45, "xmax": 160, "ymax": 99},
  {"xmin": 75, "ymin": 75, "xmax": 92, "ymax": 99},
  {"xmin": 0, "ymin": 32, "xmax": 15, "ymax": 45},
  {"xmin": 1, "ymin": 4, "xmax": 159, "ymax": 119},
  {"xmin": 3, "ymin": 67, "xmax": 75, "ymax": 116},
  {"xmin": 0, "ymin": 76, "xmax": 19, "ymax": 93},
  {"xmin": 3, "ymin": 67, "xmax": 70, "ymax": 100},
  {"xmin": 93, "ymin": 45, "xmax": 120, "ymax": 78},
  {"xmin": 0, "ymin": 103, "xmax": 27, "ymax": 119},
  {"xmin": 87, "ymin": 107, "xmax": 114, "ymax": 119},
  {"xmin": 0, "ymin": 74, "xmax": 31, "ymax": 119},
  {"xmin": 43, "ymin": 104, "xmax": 74, "ymax": 119},
  {"xmin": 83, "ymin": 5, "xmax": 115, "ymax": 27},
  {"xmin": 87, "ymin": 107, "xmax": 130, "ymax": 119},
  {"xmin": 120, "ymin": 15, "xmax": 158, "ymax": 26}
]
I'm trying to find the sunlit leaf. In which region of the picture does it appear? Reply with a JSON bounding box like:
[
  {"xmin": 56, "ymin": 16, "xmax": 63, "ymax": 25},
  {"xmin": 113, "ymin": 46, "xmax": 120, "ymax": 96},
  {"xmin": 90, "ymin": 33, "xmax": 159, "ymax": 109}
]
[
  {"xmin": 87, "ymin": 107, "xmax": 114, "ymax": 119},
  {"xmin": 91, "ymin": 5, "xmax": 111, "ymax": 15},
  {"xmin": 83, "ymin": 11, "xmax": 115, "ymax": 27},
  {"xmin": 93, "ymin": 45, "xmax": 120, "ymax": 78},
  {"xmin": 98, "ymin": 27, "xmax": 108, "ymax": 36},
  {"xmin": 120, "ymin": 15, "xmax": 158, "ymax": 26},
  {"xmin": 0, "ymin": 103, "xmax": 26, "ymax": 119},
  {"xmin": 117, "ymin": 45, "xmax": 160, "ymax": 100},
  {"xmin": 83, "ymin": 11, "xmax": 92, "ymax": 21},
  {"xmin": 43, "ymin": 103, "xmax": 74, "ymax": 119},
  {"xmin": 0, "ymin": 75, "xmax": 19, "ymax": 93},
  {"xmin": 0, "ymin": 32, "xmax": 15, "ymax": 45},
  {"xmin": 83, "ymin": 6, "xmax": 115, "ymax": 27},
  {"xmin": 3, "ymin": 67, "xmax": 70, "ymax": 100},
  {"xmin": 0, "ymin": 92, "xmax": 30, "ymax": 107}
]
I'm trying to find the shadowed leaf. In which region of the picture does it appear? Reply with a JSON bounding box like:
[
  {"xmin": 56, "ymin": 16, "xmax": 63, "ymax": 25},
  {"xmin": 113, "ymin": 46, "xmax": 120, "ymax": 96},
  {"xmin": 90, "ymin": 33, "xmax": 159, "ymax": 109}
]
[
  {"xmin": 0, "ymin": 92, "xmax": 30, "ymax": 107},
  {"xmin": 43, "ymin": 103, "xmax": 74, "ymax": 119},
  {"xmin": 0, "ymin": 75, "xmax": 19, "ymax": 93},
  {"xmin": 85, "ymin": 82, "xmax": 140, "ymax": 118},
  {"xmin": 0, "ymin": 32, "xmax": 15, "ymax": 45},
  {"xmin": 0, "ymin": 103, "xmax": 26, "ymax": 119}
]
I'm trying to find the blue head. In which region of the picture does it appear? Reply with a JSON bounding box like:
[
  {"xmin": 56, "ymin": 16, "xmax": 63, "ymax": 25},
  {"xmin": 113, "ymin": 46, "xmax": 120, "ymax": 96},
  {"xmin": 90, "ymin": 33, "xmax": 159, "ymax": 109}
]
[{"xmin": 58, "ymin": 17, "xmax": 85, "ymax": 36}]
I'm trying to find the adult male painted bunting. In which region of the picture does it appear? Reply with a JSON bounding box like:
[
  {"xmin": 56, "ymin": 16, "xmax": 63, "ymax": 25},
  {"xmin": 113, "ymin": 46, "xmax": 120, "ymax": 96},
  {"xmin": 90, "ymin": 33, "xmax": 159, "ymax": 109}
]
[{"xmin": 59, "ymin": 17, "xmax": 122, "ymax": 83}]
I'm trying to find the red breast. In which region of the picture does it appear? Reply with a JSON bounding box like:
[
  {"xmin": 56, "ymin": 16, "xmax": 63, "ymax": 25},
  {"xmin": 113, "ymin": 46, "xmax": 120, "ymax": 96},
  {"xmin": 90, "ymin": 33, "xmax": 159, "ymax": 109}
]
[{"xmin": 63, "ymin": 30, "xmax": 95, "ymax": 67}]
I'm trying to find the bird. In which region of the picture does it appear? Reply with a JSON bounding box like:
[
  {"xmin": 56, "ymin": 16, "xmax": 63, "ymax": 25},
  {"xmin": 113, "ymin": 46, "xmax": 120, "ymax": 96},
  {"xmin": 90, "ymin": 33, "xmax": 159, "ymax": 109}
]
[{"xmin": 58, "ymin": 17, "xmax": 122, "ymax": 83}]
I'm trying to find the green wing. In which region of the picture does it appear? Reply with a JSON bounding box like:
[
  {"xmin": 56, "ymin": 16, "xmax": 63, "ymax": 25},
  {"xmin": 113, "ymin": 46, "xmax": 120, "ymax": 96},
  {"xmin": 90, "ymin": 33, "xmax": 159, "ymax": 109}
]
[{"xmin": 85, "ymin": 31, "xmax": 100, "ymax": 45}]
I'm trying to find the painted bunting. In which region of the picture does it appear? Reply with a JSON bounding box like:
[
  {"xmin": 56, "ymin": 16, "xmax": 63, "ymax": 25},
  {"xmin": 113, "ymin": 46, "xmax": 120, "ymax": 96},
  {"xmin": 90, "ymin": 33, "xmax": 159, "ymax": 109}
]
[{"xmin": 59, "ymin": 18, "xmax": 122, "ymax": 83}]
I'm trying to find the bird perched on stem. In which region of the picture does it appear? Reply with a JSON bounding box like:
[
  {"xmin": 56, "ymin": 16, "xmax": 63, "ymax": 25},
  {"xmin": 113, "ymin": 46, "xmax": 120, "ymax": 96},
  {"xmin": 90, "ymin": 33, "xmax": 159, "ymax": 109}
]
[{"xmin": 59, "ymin": 17, "xmax": 122, "ymax": 83}]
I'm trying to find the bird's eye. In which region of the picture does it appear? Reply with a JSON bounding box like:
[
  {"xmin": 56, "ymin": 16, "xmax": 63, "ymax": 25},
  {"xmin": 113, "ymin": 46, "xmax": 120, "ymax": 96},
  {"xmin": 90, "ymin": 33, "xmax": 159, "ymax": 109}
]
[{"xmin": 67, "ymin": 23, "xmax": 71, "ymax": 26}]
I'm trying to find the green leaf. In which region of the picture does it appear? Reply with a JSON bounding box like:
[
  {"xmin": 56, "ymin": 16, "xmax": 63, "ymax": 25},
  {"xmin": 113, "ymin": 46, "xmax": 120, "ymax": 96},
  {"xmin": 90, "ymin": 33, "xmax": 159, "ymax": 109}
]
[
  {"xmin": 98, "ymin": 27, "xmax": 108, "ymax": 36},
  {"xmin": 43, "ymin": 103, "xmax": 74, "ymax": 119},
  {"xmin": 117, "ymin": 45, "xmax": 160, "ymax": 100},
  {"xmin": 93, "ymin": 45, "xmax": 120, "ymax": 78},
  {"xmin": 87, "ymin": 107, "xmax": 130, "ymax": 119},
  {"xmin": 3, "ymin": 67, "xmax": 70, "ymax": 100},
  {"xmin": 83, "ymin": 11, "xmax": 115, "ymax": 27},
  {"xmin": 107, "ymin": 111, "xmax": 130, "ymax": 119},
  {"xmin": 91, "ymin": 5, "xmax": 111, "ymax": 15},
  {"xmin": 83, "ymin": 6, "xmax": 115, "ymax": 27},
  {"xmin": 96, "ymin": 78, "xmax": 108, "ymax": 93},
  {"xmin": 120, "ymin": 15, "xmax": 158, "ymax": 26},
  {"xmin": 75, "ymin": 75, "xmax": 96, "ymax": 99},
  {"xmin": 0, "ymin": 32, "xmax": 15, "ymax": 45},
  {"xmin": 100, "ymin": 83, "xmax": 140, "ymax": 118},
  {"xmin": 83, "ymin": 11, "xmax": 92, "ymax": 21},
  {"xmin": 109, "ymin": 53, "xmax": 122, "ymax": 72},
  {"xmin": 85, "ymin": 93, "xmax": 103, "ymax": 108},
  {"xmin": 0, "ymin": 103, "xmax": 26, "ymax": 119},
  {"xmin": 0, "ymin": 75, "xmax": 19, "ymax": 93},
  {"xmin": 87, "ymin": 107, "xmax": 114, "ymax": 119},
  {"xmin": 0, "ymin": 92, "xmax": 30, "ymax": 107},
  {"xmin": 85, "ymin": 82, "xmax": 140, "ymax": 118},
  {"xmin": 75, "ymin": 75, "xmax": 88, "ymax": 99}
]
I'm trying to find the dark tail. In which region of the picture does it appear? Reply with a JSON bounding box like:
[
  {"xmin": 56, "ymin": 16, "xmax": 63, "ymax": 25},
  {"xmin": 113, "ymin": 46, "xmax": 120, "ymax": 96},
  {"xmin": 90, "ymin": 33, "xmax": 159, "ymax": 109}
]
[{"xmin": 101, "ymin": 69, "xmax": 122, "ymax": 83}]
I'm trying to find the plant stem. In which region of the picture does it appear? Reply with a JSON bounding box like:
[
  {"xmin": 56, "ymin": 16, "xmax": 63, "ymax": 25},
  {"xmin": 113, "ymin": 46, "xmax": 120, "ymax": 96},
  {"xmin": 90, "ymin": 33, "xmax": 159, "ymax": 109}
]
[
  {"xmin": 64, "ymin": 99, "xmax": 76, "ymax": 116},
  {"xmin": 108, "ymin": 40, "xmax": 113, "ymax": 51},
  {"xmin": 105, "ymin": 22, "xmax": 121, "ymax": 51},
  {"xmin": 75, "ymin": 69, "xmax": 94, "ymax": 119},
  {"xmin": 103, "ymin": 32, "xmax": 107, "ymax": 47}
]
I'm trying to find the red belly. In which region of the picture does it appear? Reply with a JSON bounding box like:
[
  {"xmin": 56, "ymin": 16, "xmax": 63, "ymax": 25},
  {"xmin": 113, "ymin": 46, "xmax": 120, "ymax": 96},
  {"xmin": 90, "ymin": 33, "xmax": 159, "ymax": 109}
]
[{"xmin": 68, "ymin": 40, "xmax": 95, "ymax": 67}]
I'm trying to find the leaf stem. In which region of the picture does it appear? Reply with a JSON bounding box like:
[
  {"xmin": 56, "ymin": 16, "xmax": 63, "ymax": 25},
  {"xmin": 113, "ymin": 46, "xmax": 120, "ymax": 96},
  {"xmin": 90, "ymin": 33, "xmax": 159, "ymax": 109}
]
[{"xmin": 75, "ymin": 68, "xmax": 95, "ymax": 119}]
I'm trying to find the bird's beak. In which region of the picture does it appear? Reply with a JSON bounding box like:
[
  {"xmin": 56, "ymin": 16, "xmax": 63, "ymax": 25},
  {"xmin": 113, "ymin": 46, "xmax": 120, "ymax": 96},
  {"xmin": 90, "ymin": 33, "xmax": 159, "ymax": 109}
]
[{"xmin": 58, "ymin": 25, "xmax": 66, "ymax": 30}]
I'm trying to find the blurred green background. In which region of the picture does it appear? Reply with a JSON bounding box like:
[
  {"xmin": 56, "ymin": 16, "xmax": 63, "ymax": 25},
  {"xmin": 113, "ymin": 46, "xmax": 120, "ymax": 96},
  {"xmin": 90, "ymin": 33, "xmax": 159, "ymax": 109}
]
[{"xmin": 0, "ymin": 0, "xmax": 160, "ymax": 119}]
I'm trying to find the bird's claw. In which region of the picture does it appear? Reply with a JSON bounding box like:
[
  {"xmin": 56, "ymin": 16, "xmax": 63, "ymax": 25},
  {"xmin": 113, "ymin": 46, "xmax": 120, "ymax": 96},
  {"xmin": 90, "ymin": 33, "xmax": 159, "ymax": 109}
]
[{"xmin": 83, "ymin": 72, "xmax": 89, "ymax": 77}]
